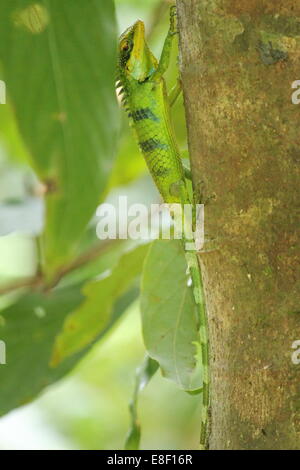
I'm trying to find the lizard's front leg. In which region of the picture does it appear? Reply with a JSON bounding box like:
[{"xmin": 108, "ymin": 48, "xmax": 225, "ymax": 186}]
[{"xmin": 152, "ymin": 5, "xmax": 178, "ymax": 81}]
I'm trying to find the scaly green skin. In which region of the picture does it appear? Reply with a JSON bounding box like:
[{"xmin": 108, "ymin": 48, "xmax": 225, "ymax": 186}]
[{"xmin": 118, "ymin": 7, "xmax": 210, "ymax": 450}]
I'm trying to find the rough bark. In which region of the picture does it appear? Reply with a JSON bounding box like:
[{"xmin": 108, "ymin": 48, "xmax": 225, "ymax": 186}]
[{"xmin": 177, "ymin": 0, "xmax": 300, "ymax": 450}]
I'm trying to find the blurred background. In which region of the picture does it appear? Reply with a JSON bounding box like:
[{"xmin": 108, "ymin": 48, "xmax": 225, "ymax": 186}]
[{"xmin": 0, "ymin": 0, "xmax": 200, "ymax": 449}]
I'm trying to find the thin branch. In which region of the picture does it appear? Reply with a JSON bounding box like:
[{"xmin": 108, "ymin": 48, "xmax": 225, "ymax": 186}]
[
  {"xmin": 0, "ymin": 238, "xmax": 121, "ymax": 296},
  {"xmin": 0, "ymin": 275, "xmax": 42, "ymax": 296},
  {"xmin": 48, "ymin": 238, "xmax": 121, "ymax": 288}
]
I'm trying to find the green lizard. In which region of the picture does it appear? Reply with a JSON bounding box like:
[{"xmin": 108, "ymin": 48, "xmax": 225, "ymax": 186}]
[{"xmin": 117, "ymin": 7, "xmax": 210, "ymax": 450}]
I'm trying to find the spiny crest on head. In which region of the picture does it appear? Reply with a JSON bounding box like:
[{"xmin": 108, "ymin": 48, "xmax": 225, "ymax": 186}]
[{"xmin": 116, "ymin": 24, "xmax": 135, "ymax": 98}]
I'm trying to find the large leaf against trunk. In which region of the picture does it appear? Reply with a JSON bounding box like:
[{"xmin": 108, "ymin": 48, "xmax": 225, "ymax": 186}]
[{"xmin": 141, "ymin": 239, "xmax": 202, "ymax": 391}]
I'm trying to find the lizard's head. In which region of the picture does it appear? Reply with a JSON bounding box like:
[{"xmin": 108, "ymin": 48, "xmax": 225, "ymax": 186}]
[{"xmin": 118, "ymin": 20, "xmax": 158, "ymax": 82}]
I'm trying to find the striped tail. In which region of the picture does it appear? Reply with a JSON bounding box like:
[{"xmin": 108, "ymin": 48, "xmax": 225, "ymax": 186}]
[{"xmin": 185, "ymin": 251, "xmax": 210, "ymax": 450}]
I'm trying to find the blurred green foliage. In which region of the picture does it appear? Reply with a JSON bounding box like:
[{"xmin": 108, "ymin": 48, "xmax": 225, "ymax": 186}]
[
  {"xmin": 0, "ymin": 0, "xmax": 119, "ymax": 275},
  {"xmin": 0, "ymin": 0, "xmax": 199, "ymax": 450}
]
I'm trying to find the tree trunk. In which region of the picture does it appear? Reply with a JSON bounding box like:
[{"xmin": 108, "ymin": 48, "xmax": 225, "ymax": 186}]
[{"xmin": 177, "ymin": 0, "xmax": 300, "ymax": 450}]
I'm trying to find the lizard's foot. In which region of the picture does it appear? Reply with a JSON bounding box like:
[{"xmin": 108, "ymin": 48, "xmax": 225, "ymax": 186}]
[
  {"xmin": 170, "ymin": 5, "xmax": 177, "ymax": 17},
  {"xmin": 169, "ymin": 5, "xmax": 178, "ymax": 36}
]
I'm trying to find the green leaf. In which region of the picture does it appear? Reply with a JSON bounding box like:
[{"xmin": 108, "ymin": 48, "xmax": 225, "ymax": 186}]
[
  {"xmin": 102, "ymin": 285, "xmax": 140, "ymax": 342},
  {"xmin": 0, "ymin": 286, "xmax": 84, "ymax": 416},
  {"xmin": 0, "ymin": 0, "xmax": 119, "ymax": 274},
  {"xmin": 125, "ymin": 355, "xmax": 159, "ymax": 450},
  {"xmin": 0, "ymin": 282, "xmax": 137, "ymax": 416},
  {"xmin": 51, "ymin": 243, "xmax": 150, "ymax": 366},
  {"xmin": 0, "ymin": 102, "xmax": 31, "ymax": 163},
  {"xmin": 141, "ymin": 239, "xmax": 202, "ymax": 391}
]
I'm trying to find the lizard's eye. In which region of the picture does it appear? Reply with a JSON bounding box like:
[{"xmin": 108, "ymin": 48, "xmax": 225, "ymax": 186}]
[
  {"xmin": 121, "ymin": 42, "xmax": 130, "ymax": 52},
  {"xmin": 120, "ymin": 39, "xmax": 133, "ymax": 67}
]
